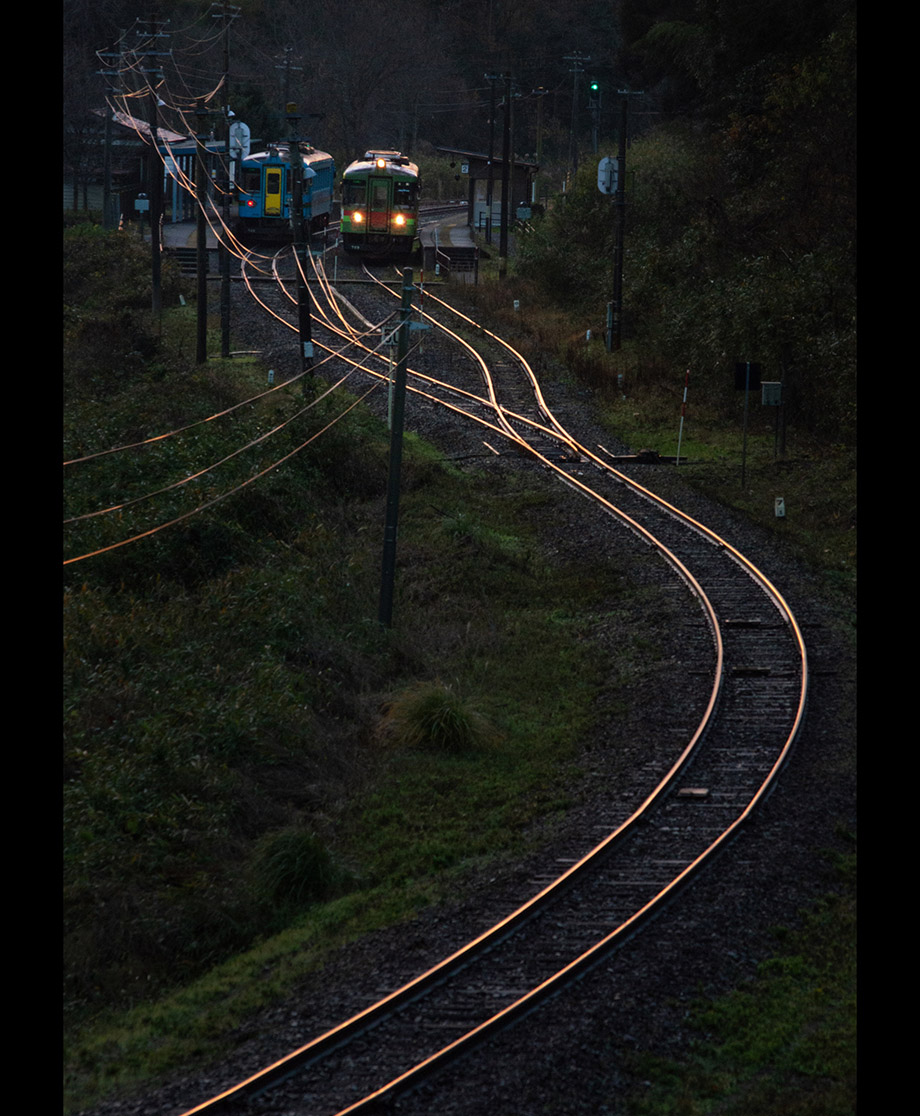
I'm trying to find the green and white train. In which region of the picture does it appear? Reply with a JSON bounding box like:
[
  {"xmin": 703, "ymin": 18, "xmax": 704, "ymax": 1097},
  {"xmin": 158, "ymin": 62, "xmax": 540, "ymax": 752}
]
[{"xmin": 340, "ymin": 150, "xmax": 420, "ymax": 258}]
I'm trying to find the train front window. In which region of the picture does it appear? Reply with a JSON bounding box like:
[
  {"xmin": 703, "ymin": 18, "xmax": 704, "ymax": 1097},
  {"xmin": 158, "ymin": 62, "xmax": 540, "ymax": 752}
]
[
  {"xmin": 240, "ymin": 167, "xmax": 260, "ymax": 197},
  {"xmin": 371, "ymin": 182, "xmax": 389, "ymax": 209},
  {"xmin": 393, "ymin": 182, "xmax": 416, "ymax": 210},
  {"xmin": 343, "ymin": 182, "xmax": 365, "ymax": 206}
]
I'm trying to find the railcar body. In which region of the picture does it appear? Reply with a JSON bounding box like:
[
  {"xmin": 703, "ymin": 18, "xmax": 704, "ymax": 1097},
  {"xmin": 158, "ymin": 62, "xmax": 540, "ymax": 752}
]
[
  {"xmin": 236, "ymin": 145, "xmax": 335, "ymax": 237},
  {"xmin": 340, "ymin": 150, "xmax": 420, "ymax": 257}
]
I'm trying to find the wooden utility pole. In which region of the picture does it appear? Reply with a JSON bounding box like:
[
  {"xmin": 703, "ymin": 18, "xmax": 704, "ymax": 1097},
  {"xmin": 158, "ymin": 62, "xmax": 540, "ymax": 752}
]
[
  {"xmin": 565, "ymin": 52, "xmax": 589, "ymax": 177},
  {"xmin": 608, "ymin": 89, "xmax": 642, "ymax": 352},
  {"xmin": 610, "ymin": 94, "xmax": 627, "ymax": 352},
  {"xmin": 195, "ymin": 101, "xmax": 209, "ymax": 363},
  {"xmin": 216, "ymin": 2, "xmax": 237, "ymax": 359},
  {"xmin": 287, "ymin": 105, "xmax": 314, "ymax": 384},
  {"xmin": 378, "ymin": 270, "xmax": 414, "ymax": 628},
  {"xmin": 533, "ymin": 86, "xmax": 547, "ymax": 204},
  {"xmin": 485, "ymin": 74, "xmax": 499, "ymax": 244},
  {"xmin": 143, "ymin": 15, "xmax": 165, "ymax": 316},
  {"xmin": 499, "ymin": 73, "xmax": 511, "ymax": 278},
  {"xmin": 96, "ymin": 38, "xmax": 124, "ymax": 230}
]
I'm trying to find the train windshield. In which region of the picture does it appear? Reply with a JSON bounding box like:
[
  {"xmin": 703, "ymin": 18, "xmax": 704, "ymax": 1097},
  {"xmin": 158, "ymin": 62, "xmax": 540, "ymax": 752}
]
[
  {"xmin": 393, "ymin": 182, "xmax": 417, "ymax": 210},
  {"xmin": 240, "ymin": 167, "xmax": 260, "ymax": 197},
  {"xmin": 343, "ymin": 181, "xmax": 366, "ymax": 206}
]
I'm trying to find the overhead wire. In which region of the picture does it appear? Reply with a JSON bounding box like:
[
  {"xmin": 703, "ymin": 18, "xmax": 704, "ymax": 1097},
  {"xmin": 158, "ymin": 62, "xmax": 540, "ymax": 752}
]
[
  {"xmin": 64, "ymin": 365, "xmax": 365, "ymax": 525},
  {"xmin": 102, "ymin": 85, "xmax": 271, "ymax": 269},
  {"xmin": 68, "ymin": 47, "xmax": 407, "ymax": 557},
  {"xmin": 63, "ymin": 297, "xmax": 397, "ymax": 468},
  {"xmin": 63, "ymin": 382, "xmax": 382, "ymax": 567},
  {"xmin": 66, "ymin": 247, "xmax": 401, "ymax": 525}
]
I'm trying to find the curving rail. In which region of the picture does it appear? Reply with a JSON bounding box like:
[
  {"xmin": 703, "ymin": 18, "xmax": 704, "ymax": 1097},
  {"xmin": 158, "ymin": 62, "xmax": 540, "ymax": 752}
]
[{"xmin": 177, "ymin": 249, "xmax": 808, "ymax": 1116}]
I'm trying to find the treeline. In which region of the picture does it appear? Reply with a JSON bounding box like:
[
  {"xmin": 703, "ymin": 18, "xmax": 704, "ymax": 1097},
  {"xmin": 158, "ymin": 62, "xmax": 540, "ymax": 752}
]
[
  {"xmin": 518, "ymin": 3, "xmax": 856, "ymax": 442},
  {"xmin": 64, "ymin": 0, "xmax": 855, "ymax": 435},
  {"xmin": 64, "ymin": 0, "xmax": 619, "ymax": 174}
]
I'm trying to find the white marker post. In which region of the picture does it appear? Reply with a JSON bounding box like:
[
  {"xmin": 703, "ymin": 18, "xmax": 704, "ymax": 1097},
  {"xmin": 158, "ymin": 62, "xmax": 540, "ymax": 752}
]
[{"xmin": 676, "ymin": 369, "xmax": 690, "ymax": 465}]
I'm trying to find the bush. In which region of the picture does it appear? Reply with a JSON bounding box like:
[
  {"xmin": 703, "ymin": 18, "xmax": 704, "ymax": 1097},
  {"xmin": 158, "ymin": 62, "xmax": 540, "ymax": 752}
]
[
  {"xmin": 517, "ymin": 166, "xmax": 615, "ymax": 307},
  {"xmin": 254, "ymin": 828, "xmax": 350, "ymax": 907},
  {"xmin": 377, "ymin": 681, "xmax": 499, "ymax": 755}
]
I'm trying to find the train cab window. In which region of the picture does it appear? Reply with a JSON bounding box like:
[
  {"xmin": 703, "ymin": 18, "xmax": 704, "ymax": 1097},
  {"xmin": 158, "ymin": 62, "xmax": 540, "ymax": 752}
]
[
  {"xmin": 343, "ymin": 182, "xmax": 366, "ymax": 206},
  {"xmin": 240, "ymin": 167, "xmax": 261, "ymax": 197},
  {"xmin": 370, "ymin": 182, "xmax": 389, "ymax": 208},
  {"xmin": 393, "ymin": 182, "xmax": 416, "ymax": 210}
]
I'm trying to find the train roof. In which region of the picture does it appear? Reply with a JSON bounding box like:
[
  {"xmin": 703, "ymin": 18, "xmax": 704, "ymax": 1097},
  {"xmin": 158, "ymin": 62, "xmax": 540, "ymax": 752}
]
[
  {"xmin": 343, "ymin": 150, "xmax": 419, "ymax": 178},
  {"xmin": 243, "ymin": 146, "xmax": 334, "ymax": 167}
]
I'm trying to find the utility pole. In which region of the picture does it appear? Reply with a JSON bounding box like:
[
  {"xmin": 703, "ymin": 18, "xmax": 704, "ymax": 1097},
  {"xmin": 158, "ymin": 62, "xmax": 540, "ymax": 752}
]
[
  {"xmin": 213, "ymin": 2, "xmax": 239, "ymax": 359},
  {"xmin": 194, "ymin": 100, "xmax": 210, "ymax": 363},
  {"xmin": 608, "ymin": 88, "xmax": 642, "ymax": 352},
  {"xmin": 588, "ymin": 79, "xmax": 600, "ymax": 155},
  {"xmin": 96, "ymin": 36, "xmax": 126, "ymax": 229},
  {"xmin": 499, "ymin": 73, "xmax": 511, "ymax": 278},
  {"xmin": 276, "ymin": 46, "xmax": 302, "ymax": 111},
  {"xmin": 532, "ymin": 86, "xmax": 547, "ymax": 204},
  {"xmin": 610, "ymin": 94, "xmax": 627, "ymax": 352},
  {"xmin": 378, "ymin": 270, "xmax": 414, "ymax": 628},
  {"xmin": 564, "ymin": 51, "xmax": 589, "ymax": 178},
  {"xmin": 287, "ymin": 104, "xmax": 314, "ymax": 385},
  {"xmin": 138, "ymin": 14, "xmax": 170, "ymax": 315},
  {"xmin": 485, "ymin": 73, "xmax": 500, "ymax": 244}
]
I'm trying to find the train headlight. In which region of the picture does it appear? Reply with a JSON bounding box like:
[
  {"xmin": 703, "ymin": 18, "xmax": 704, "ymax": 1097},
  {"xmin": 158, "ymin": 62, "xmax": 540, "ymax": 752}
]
[
  {"xmin": 352, "ymin": 211, "xmax": 364, "ymax": 224},
  {"xmin": 394, "ymin": 213, "xmax": 406, "ymax": 226},
  {"xmin": 376, "ymin": 158, "xmax": 386, "ymax": 169}
]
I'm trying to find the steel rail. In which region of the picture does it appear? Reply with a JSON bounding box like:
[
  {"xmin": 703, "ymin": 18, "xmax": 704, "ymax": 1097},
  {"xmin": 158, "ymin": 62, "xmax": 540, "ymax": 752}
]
[
  {"xmin": 177, "ymin": 252, "xmax": 808, "ymax": 1116},
  {"xmin": 400, "ymin": 280, "xmax": 810, "ymax": 677},
  {"xmin": 314, "ymin": 267, "xmax": 809, "ymax": 1114},
  {"xmin": 178, "ymin": 263, "xmax": 734, "ymax": 1116},
  {"xmin": 328, "ymin": 422, "xmax": 809, "ymax": 1116},
  {"xmin": 362, "ymin": 263, "xmax": 581, "ymax": 456},
  {"xmin": 238, "ymin": 256, "xmax": 534, "ymax": 448},
  {"xmin": 266, "ymin": 255, "xmax": 564, "ymax": 451}
]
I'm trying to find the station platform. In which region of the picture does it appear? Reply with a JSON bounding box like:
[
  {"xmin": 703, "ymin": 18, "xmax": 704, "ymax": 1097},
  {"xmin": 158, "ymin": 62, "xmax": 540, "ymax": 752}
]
[
  {"xmin": 419, "ymin": 212, "xmax": 479, "ymax": 282},
  {"xmin": 159, "ymin": 215, "xmax": 481, "ymax": 281},
  {"xmin": 160, "ymin": 219, "xmax": 215, "ymax": 249},
  {"xmin": 159, "ymin": 216, "xmax": 476, "ymax": 250}
]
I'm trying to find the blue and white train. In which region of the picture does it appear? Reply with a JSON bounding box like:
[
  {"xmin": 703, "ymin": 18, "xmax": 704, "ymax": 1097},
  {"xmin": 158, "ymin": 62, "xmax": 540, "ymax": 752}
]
[{"xmin": 236, "ymin": 144, "xmax": 335, "ymax": 238}]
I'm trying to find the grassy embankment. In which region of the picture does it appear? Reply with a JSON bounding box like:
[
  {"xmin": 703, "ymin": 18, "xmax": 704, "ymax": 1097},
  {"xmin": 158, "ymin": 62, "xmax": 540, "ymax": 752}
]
[
  {"xmin": 466, "ymin": 237, "xmax": 856, "ymax": 621},
  {"xmin": 64, "ymin": 221, "xmax": 854, "ymax": 1114},
  {"xmin": 622, "ymin": 849, "xmax": 856, "ymax": 1116},
  {"xmin": 64, "ymin": 224, "xmax": 633, "ymax": 1109}
]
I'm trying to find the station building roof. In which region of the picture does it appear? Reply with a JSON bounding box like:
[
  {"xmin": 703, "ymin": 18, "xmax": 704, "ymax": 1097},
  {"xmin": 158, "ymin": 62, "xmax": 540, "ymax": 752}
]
[{"xmin": 434, "ymin": 147, "xmax": 539, "ymax": 173}]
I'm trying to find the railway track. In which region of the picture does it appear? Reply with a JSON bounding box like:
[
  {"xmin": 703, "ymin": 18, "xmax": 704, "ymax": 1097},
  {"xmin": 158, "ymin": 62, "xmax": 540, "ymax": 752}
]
[{"xmin": 175, "ymin": 245, "xmax": 807, "ymax": 1116}]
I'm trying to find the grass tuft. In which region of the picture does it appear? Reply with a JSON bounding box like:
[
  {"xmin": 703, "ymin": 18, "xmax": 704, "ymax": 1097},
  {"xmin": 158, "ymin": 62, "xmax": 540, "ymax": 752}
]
[
  {"xmin": 253, "ymin": 827, "xmax": 353, "ymax": 907},
  {"xmin": 377, "ymin": 681, "xmax": 500, "ymax": 755}
]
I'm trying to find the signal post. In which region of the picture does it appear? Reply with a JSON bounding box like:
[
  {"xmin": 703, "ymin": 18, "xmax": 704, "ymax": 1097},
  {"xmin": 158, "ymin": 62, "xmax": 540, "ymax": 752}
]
[{"xmin": 598, "ymin": 89, "xmax": 641, "ymax": 352}]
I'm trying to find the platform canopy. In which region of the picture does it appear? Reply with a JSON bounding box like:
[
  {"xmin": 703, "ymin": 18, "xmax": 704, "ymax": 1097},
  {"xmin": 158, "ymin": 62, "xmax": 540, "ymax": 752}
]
[{"xmin": 435, "ymin": 147, "xmax": 538, "ymax": 230}]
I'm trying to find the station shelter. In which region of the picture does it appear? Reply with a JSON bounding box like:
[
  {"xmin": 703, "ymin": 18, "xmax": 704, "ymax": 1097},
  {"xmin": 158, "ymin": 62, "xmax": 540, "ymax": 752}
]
[
  {"xmin": 435, "ymin": 147, "xmax": 539, "ymax": 232},
  {"xmin": 65, "ymin": 108, "xmax": 240, "ymax": 225}
]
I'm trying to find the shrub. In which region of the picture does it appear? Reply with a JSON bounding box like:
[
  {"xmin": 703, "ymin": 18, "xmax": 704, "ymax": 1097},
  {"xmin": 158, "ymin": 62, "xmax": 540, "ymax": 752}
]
[
  {"xmin": 377, "ymin": 681, "xmax": 499, "ymax": 755},
  {"xmin": 254, "ymin": 827, "xmax": 349, "ymax": 907}
]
